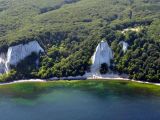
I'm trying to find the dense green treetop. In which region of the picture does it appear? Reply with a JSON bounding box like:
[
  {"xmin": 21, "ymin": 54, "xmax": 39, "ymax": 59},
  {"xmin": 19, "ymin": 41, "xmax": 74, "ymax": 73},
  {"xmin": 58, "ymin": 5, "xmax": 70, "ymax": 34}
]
[{"xmin": 0, "ymin": 0, "xmax": 159, "ymax": 82}]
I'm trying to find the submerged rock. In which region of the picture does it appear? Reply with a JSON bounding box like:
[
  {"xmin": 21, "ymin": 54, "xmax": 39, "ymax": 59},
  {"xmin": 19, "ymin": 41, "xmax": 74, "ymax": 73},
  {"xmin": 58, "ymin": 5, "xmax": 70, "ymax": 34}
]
[
  {"xmin": 0, "ymin": 41, "xmax": 44, "ymax": 74},
  {"xmin": 91, "ymin": 41, "xmax": 113, "ymax": 73}
]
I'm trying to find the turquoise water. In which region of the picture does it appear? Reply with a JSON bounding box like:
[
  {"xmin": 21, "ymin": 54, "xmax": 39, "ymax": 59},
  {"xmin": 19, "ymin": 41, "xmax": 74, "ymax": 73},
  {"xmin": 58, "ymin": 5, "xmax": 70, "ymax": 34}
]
[{"xmin": 0, "ymin": 88, "xmax": 160, "ymax": 120}]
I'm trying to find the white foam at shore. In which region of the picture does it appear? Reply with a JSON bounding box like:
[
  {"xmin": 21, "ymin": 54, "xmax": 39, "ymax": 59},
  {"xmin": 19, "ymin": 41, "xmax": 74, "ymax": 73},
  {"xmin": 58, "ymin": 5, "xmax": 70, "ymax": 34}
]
[
  {"xmin": 0, "ymin": 78, "xmax": 160, "ymax": 86},
  {"xmin": 0, "ymin": 79, "xmax": 46, "ymax": 85}
]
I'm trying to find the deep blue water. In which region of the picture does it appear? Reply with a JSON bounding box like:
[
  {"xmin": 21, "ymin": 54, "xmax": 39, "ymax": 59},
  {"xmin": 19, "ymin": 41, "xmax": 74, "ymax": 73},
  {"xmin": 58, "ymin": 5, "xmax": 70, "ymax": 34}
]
[{"xmin": 0, "ymin": 88, "xmax": 160, "ymax": 120}]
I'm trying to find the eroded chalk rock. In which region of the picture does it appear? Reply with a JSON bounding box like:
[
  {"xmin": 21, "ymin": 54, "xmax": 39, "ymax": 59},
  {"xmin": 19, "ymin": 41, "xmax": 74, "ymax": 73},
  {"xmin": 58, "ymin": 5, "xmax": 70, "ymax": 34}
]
[
  {"xmin": 91, "ymin": 41, "xmax": 113, "ymax": 73},
  {"xmin": 119, "ymin": 41, "xmax": 129, "ymax": 53},
  {"xmin": 0, "ymin": 41, "xmax": 44, "ymax": 74}
]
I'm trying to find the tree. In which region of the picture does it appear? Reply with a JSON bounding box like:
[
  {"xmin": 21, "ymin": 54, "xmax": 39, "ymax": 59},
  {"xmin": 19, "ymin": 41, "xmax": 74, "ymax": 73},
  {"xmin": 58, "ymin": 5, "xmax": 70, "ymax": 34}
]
[{"xmin": 100, "ymin": 63, "xmax": 109, "ymax": 74}]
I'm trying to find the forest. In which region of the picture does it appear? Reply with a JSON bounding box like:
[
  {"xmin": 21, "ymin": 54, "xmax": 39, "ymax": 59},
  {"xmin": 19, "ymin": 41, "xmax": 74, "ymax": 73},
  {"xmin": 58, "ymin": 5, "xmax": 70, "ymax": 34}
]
[{"xmin": 0, "ymin": 0, "xmax": 159, "ymax": 82}]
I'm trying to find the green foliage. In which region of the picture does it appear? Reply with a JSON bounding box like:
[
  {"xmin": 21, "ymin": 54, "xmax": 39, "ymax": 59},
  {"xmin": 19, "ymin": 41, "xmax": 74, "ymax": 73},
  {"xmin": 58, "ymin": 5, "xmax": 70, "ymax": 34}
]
[
  {"xmin": 13, "ymin": 52, "xmax": 39, "ymax": 79},
  {"xmin": 100, "ymin": 63, "xmax": 109, "ymax": 74},
  {"xmin": 0, "ymin": 0, "xmax": 159, "ymax": 82},
  {"xmin": 110, "ymin": 27, "xmax": 160, "ymax": 82},
  {"xmin": 0, "ymin": 70, "xmax": 17, "ymax": 82},
  {"xmin": 0, "ymin": 0, "xmax": 159, "ymax": 47}
]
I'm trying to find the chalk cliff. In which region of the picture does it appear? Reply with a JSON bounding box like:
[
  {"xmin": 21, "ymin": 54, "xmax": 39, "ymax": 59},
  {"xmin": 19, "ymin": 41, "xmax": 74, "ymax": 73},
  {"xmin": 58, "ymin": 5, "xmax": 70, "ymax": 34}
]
[
  {"xmin": 91, "ymin": 41, "xmax": 113, "ymax": 73},
  {"xmin": 119, "ymin": 41, "xmax": 129, "ymax": 53},
  {"xmin": 0, "ymin": 53, "xmax": 6, "ymax": 73},
  {"xmin": 0, "ymin": 41, "xmax": 44, "ymax": 74}
]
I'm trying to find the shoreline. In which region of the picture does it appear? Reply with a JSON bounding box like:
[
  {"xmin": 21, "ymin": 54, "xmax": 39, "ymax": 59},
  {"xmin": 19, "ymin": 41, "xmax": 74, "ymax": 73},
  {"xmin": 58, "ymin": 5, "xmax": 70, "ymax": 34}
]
[
  {"xmin": 0, "ymin": 79, "xmax": 47, "ymax": 86},
  {"xmin": 0, "ymin": 78, "xmax": 160, "ymax": 86}
]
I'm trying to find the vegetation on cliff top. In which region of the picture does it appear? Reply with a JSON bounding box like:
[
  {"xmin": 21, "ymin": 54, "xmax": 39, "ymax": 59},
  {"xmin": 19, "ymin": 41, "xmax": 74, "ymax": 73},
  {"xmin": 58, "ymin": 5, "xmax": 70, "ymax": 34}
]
[{"xmin": 0, "ymin": 0, "xmax": 159, "ymax": 82}]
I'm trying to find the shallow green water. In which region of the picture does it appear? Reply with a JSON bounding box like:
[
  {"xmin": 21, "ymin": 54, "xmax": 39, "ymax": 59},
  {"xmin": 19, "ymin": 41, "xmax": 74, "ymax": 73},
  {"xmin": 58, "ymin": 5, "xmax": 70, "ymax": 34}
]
[{"xmin": 0, "ymin": 81, "xmax": 160, "ymax": 120}]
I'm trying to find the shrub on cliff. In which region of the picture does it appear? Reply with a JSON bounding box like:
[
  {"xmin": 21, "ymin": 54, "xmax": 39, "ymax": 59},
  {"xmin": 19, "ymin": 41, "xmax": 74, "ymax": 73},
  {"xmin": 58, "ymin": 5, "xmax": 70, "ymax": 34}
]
[
  {"xmin": 100, "ymin": 63, "xmax": 109, "ymax": 74},
  {"xmin": 0, "ymin": 70, "xmax": 17, "ymax": 82}
]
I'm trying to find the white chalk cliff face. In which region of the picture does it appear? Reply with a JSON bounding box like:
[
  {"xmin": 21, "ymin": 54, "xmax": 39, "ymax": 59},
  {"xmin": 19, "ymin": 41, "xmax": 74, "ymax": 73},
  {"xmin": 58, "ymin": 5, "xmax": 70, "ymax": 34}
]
[
  {"xmin": 0, "ymin": 41, "xmax": 44, "ymax": 74},
  {"xmin": 0, "ymin": 53, "xmax": 6, "ymax": 73},
  {"xmin": 91, "ymin": 41, "xmax": 113, "ymax": 73},
  {"xmin": 119, "ymin": 41, "xmax": 129, "ymax": 53}
]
